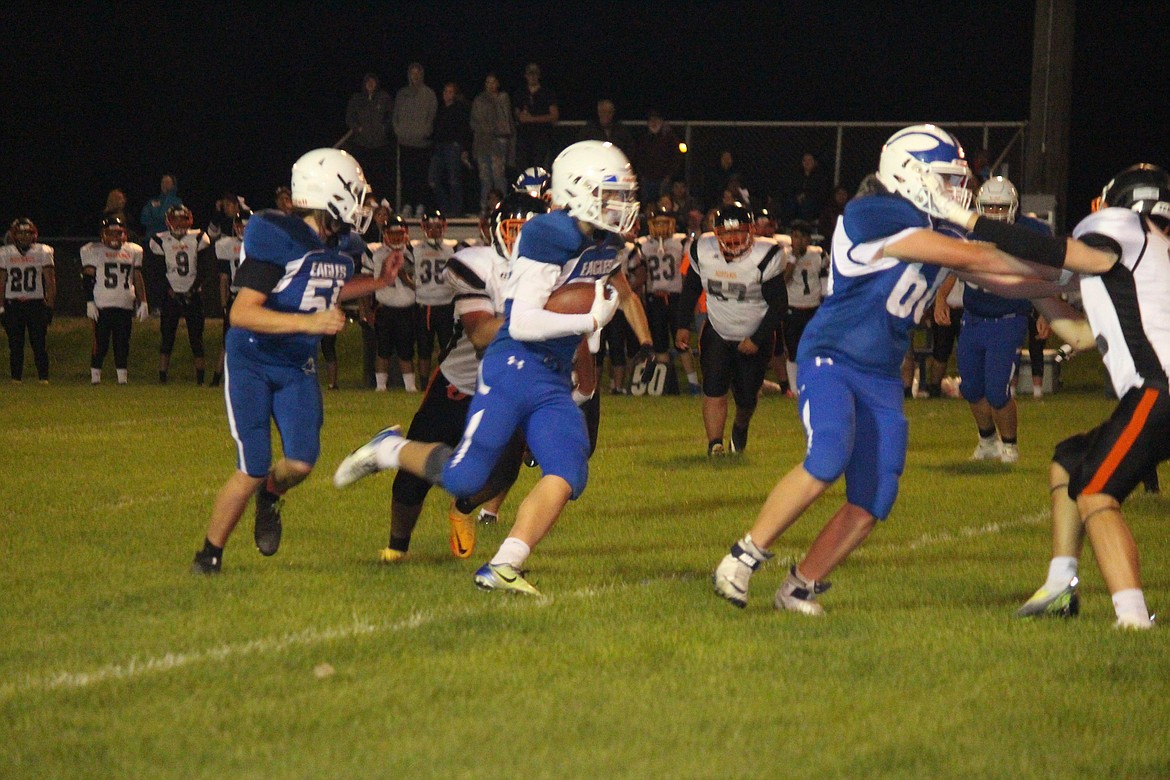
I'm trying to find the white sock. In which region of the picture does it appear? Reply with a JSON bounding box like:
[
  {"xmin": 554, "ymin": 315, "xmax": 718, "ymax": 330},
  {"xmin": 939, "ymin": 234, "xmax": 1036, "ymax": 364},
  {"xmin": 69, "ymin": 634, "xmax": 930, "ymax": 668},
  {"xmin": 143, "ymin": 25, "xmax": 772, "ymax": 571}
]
[
  {"xmin": 1033, "ymin": 384, "xmax": 1043, "ymax": 398},
  {"xmin": 375, "ymin": 372, "xmax": 388, "ymax": 390},
  {"xmin": 1112, "ymin": 588, "xmax": 1151, "ymax": 626},
  {"xmin": 491, "ymin": 537, "xmax": 531, "ymax": 569},
  {"xmin": 91, "ymin": 368, "xmax": 101, "ymax": 383},
  {"xmin": 402, "ymin": 372, "xmax": 417, "ymax": 392},
  {"xmin": 686, "ymin": 371, "xmax": 698, "ymax": 385},
  {"xmin": 1044, "ymin": 556, "xmax": 1079, "ymax": 590},
  {"xmin": 373, "ymin": 435, "xmax": 408, "ymax": 470},
  {"xmin": 116, "ymin": 369, "xmax": 128, "ymax": 384},
  {"xmin": 785, "ymin": 360, "xmax": 798, "ymax": 392}
]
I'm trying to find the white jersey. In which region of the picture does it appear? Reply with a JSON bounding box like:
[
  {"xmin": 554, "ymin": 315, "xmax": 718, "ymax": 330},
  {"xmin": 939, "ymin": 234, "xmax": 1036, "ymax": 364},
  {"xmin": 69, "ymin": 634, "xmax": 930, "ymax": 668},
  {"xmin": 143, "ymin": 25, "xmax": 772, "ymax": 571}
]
[
  {"xmin": 215, "ymin": 235, "xmax": 244, "ymax": 294},
  {"xmin": 688, "ymin": 234, "xmax": 785, "ymax": 340},
  {"xmin": 149, "ymin": 230, "xmax": 209, "ymax": 294},
  {"xmin": 784, "ymin": 246, "xmax": 827, "ymax": 308},
  {"xmin": 639, "ymin": 233, "xmax": 688, "ymax": 295},
  {"xmin": 1072, "ymin": 208, "xmax": 1170, "ymax": 396},
  {"xmin": 80, "ymin": 241, "xmax": 143, "ymax": 309},
  {"xmin": 0, "ymin": 243, "xmax": 54, "ymax": 301},
  {"xmin": 410, "ymin": 238, "xmax": 458, "ymax": 306},
  {"xmin": 440, "ymin": 245, "xmax": 510, "ymax": 394},
  {"xmin": 364, "ymin": 244, "xmax": 416, "ymax": 308}
]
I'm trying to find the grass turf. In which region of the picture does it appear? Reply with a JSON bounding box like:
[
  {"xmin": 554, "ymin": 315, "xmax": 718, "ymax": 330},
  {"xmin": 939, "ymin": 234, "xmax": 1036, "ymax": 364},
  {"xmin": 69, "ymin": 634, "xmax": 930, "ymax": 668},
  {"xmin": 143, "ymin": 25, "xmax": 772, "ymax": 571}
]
[{"xmin": 1, "ymin": 317, "xmax": 1166, "ymax": 778}]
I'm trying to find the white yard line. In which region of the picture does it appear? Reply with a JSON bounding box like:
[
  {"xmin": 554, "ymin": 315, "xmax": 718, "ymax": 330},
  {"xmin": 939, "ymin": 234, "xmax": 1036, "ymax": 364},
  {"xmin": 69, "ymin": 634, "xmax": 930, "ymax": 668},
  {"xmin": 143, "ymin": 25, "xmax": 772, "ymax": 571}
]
[{"xmin": 1, "ymin": 512, "xmax": 1048, "ymax": 699}]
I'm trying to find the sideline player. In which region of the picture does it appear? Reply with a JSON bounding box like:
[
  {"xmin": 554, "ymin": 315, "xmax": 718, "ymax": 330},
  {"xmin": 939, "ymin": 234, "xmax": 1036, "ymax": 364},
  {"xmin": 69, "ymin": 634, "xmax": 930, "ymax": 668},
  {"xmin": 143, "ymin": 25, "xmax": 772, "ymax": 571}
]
[
  {"xmin": 191, "ymin": 149, "xmax": 400, "ymax": 574},
  {"xmin": 779, "ymin": 220, "xmax": 827, "ymax": 395},
  {"xmin": 209, "ymin": 210, "xmax": 249, "ymax": 388},
  {"xmin": 0, "ymin": 218, "xmax": 56, "ymax": 382},
  {"xmin": 1017, "ymin": 164, "xmax": 1170, "ymax": 629},
  {"xmin": 335, "ymin": 140, "xmax": 641, "ymax": 595},
  {"xmin": 381, "ymin": 192, "xmax": 548, "ymax": 563},
  {"xmin": 640, "ymin": 203, "xmax": 699, "ymax": 393},
  {"xmin": 411, "ymin": 209, "xmax": 459, "ymax": 381},
  {"xmin": 80, "ymin": 217, "xmax": 148, "ymax": 384},
  {"xmin": 710, "ymin": 125, "xmax": 1119, "ymax": 614},
  {"xmin": 364, "ymin": 215, "xmax": 418, "ymax": 392},
  {"xmin": 148, "ymin": 205, "xmax": 212, "ymax": 384},
  {"xmin": 676, "ymin": 202, "xmax": 787, "ymax": 455}
]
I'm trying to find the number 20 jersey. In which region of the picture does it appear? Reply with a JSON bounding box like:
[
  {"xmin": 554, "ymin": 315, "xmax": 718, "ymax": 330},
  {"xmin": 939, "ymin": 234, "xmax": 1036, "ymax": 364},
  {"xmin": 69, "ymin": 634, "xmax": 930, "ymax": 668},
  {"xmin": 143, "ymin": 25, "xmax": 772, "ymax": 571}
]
[
  {"xmin": 797, "ymin": 194, "xmax": 946, "ymax": 376},
  {"xmin": 231, "ymin": 209, "xmax": 354, "ymax": 367}
]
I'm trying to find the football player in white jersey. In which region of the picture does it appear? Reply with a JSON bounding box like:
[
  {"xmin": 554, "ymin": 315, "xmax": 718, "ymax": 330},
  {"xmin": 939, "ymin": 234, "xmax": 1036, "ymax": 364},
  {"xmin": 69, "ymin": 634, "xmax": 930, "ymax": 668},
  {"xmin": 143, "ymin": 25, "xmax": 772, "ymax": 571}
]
[
  {"xmin": 379, "ymin": 193, "xmax": 549, "ymax": 563},
  {"xmin": 1018, "ymin": 164, "xmax": 1170, "ymax": 629},
  {"xmin": 779, "ymin": 220, "xmax": 828, "ymax": 394},
  {"xmin": 0, "ymin": 218, "xmax": 56, "ymax": 382},
  {"xmin": 80, "ymin": 217, "xmax": 147, "ymax": 384},
  {"xmin": 639, "ymin": 204, "xmax": 699, "ymax": 393},
  {"xmin": 711, "ymin": 124, "xmax": 1118, "ymax": 615},
  {"xmin": 410, "ymin": 209, "xmax": 460, "ymax": 381},
  {"xmin": 336, "ymin": 140, "xmax": 647, "ymax": 595},
  {"xmin": 209, "ymin": 210, "xmax": 249, "ymax": 388},
  {"xmin": 148, "ymin": 204, "xmax": 213, "ymax": 384},
  {"xmin": 362, "ymin": 215, "xmax": 419, "ymax": 391},
  {"xmin": 676, "ymin": 202, "xmax": 787, "ymax": 455}
]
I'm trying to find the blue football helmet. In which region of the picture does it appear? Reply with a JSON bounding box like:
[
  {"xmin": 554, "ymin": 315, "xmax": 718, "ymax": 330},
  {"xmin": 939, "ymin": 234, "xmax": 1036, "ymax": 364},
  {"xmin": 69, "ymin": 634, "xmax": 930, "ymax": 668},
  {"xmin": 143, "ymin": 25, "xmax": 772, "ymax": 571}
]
[{"xmin": 514, "ymin": 167, "xmax": 551, "ymax": 201}]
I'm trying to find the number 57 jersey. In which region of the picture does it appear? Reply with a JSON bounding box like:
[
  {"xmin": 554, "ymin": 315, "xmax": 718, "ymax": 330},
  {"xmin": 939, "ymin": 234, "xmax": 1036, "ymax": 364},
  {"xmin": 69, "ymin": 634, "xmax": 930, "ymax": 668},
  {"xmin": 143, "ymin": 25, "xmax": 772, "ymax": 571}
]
[
  {"xmin": 687, "ymin": 234, "xmax": 785, "ymax": 341},
  {"xmin": 797, "ymin": 193, "xmax": 947, "ymax": 376}
]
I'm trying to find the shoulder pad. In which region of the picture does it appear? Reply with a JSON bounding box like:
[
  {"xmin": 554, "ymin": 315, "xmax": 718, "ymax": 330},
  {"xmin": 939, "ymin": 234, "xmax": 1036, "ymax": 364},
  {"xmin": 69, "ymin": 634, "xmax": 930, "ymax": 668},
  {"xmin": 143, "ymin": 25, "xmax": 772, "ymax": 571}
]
[{"xmin": 843, "ymin": 194, "xmax": 930, "ymax": 244}]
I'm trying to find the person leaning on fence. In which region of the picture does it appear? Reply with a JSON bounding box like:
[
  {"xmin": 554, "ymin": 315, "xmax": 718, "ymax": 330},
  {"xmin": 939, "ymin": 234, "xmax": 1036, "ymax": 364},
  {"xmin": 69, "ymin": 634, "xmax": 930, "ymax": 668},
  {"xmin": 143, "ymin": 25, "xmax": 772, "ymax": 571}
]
[
  {"xmin": 344, "ymin": 73, "xmax": 394, "ymax": 201},
  {"xmin": 393, "ymin": 63, "xmax": 437, "ymax": 217},
  {"xmin": 470, "ymin": 72, "xmax": 513, "ymax": 213}
]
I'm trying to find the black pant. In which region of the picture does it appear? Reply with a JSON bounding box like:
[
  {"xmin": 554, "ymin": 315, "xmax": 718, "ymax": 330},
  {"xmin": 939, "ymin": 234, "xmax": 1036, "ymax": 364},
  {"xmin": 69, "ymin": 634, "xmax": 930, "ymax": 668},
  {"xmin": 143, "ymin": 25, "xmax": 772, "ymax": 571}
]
[
  {"xmin": 93, "ymin": 307, "xmax": 133, "ymax": 370},
  {"xmin": 398, "ymin": 145, "xmax": 433, "ymax": 210},
  {"xmin": 3, "ymin": 298, "xmax": 50, "ymax": 380},
  {"xmin": 160, "ymin": 292, "xmax": 205, "ymax": 357}
]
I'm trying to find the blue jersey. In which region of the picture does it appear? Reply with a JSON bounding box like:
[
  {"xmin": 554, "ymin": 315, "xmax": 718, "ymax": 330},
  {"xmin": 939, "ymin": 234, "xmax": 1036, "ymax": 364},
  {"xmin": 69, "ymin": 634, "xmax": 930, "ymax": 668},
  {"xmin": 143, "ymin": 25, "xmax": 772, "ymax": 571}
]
[
  {"xmin": 962, "ymin": 214, "xmax": 1051, "ymax": 319},
  {"xmin": 797, "ymin": 194, "xmax": 947, "ymax": 376},
  {"xmin": 494, "ymin": 209, "xmax": 623, "ymax": 368},
  {"xmin": 230, "ymin": 209, "xmax": 354, "ymax": 367}
]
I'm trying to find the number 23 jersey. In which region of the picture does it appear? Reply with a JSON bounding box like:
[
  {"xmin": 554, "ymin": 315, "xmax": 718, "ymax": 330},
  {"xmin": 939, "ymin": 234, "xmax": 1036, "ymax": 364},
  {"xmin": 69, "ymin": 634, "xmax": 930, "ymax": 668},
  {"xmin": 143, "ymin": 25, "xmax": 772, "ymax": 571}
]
[{"xmin": 797, "ymin": 193, "xmax": 946, "ymax": 376}]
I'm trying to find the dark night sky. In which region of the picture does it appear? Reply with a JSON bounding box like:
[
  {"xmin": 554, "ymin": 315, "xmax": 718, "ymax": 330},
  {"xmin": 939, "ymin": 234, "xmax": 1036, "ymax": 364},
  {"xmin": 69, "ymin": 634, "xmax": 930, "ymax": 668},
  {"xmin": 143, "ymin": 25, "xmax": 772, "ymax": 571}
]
[{"xmin": 2, "ymin": 1, "xmax": 1167, "ymax": 235}]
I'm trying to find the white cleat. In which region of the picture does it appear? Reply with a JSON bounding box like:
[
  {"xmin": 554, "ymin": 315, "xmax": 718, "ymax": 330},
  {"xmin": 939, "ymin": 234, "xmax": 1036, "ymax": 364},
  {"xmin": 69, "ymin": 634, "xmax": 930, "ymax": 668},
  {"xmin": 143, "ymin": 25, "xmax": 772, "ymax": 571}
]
[
  {"xmin": 333, "ymin": 425, "xmax": 402, "ymax": 487},
  {"xmin": 971, "ymin": 437, "xmax": 1002, "ymax": 461},
  {"xmin": 774, "ymin": 566, "xmax": 829, "ymax": 616},
  {"xmin": 1000, "ymin": 442, "xmax": 1020, "ymax": 464},
  {"xmin": 1114, "ymin": 614, "xmax": 1154, "ymax": 630},
  {"xmin": 712, "ymin": 553, "xmax": 754, "ymax": 608}
]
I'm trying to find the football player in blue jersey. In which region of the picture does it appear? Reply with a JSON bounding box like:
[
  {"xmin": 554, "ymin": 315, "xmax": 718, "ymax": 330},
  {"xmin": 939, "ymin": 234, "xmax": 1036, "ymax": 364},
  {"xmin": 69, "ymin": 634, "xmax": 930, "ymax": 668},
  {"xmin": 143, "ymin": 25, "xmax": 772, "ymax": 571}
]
[
  {"xmin": 191, "ymin": 149, "xmax": 401, "ymax": 574},
  {"xmin": 710, "ymin": 124, "xmax": 1120, "ymax": 614},
  {"xmin": 939, "ymin": 175, "xmax": 1054, "ymax": 464},
  {"xmin": 335, "ymin": 140, "xmax": 649, "ymax": 595}
]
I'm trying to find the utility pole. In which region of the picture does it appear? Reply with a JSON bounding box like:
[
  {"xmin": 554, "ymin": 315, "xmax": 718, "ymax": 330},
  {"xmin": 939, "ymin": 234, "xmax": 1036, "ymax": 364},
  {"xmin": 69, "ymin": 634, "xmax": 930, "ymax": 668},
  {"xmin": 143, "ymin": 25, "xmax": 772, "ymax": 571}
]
[{"xmin": 1023, "ymin": 0, "xmax": 1076, "ymax": 228}]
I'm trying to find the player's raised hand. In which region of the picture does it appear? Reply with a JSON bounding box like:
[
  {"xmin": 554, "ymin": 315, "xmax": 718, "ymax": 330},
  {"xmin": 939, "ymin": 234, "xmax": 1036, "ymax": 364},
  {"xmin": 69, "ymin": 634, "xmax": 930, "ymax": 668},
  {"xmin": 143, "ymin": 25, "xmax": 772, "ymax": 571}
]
[
  {"xmin": 309, "ymin": 307, "xmax": 346, "ymax": 335},
  {"xmin": 379, "ymin": 251, "xmax": 404, "ymax": 284}
]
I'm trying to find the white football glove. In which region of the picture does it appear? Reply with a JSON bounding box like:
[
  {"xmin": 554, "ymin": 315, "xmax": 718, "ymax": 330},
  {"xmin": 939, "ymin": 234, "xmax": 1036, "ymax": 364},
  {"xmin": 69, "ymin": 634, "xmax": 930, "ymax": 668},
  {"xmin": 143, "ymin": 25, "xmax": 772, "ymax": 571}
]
[
  {"xmin": 86, "ymin": 302, "xmax": 99, "ymax": 321},
  {"xmin": 588, "ymin": 278, "xmax": 620, "ymax": 331},
  {"xmin": 921, "ymin": 171, "xmax": 974, "ymax": 227},
  {"xmin": 136, "ymin": 302, "xmax": 149, "ymax": 322}
]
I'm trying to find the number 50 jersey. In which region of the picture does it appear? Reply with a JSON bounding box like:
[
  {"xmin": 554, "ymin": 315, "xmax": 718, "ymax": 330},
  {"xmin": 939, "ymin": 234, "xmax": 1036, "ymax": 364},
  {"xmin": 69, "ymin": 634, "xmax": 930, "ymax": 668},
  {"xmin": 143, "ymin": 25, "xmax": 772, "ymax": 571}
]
[
  {"xmin": 687, "ymin": 234, "xmax": 785, "ymax": 341},
  {"xmin": 797, "ymin": 193, "xmax": 947, "ymax": 376}
]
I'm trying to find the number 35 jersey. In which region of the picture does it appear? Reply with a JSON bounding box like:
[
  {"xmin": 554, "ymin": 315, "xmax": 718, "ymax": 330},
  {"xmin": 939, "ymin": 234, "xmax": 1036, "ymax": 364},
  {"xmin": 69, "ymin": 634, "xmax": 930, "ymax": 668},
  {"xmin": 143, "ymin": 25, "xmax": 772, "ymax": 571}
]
[
  {"xmin": 687, "ymin": 234, "xmax": 785, "ymax": 341},
  {"xmin": 80, "ymin": 241, "xmax": 143, "ymax": 309},
  {"xmin": 797, "ymin": 193, "xmax": 946, "ymax": 377},
  {"xmin": 230, "ymin": 209, "xmax": 354, "ymax": 367}
]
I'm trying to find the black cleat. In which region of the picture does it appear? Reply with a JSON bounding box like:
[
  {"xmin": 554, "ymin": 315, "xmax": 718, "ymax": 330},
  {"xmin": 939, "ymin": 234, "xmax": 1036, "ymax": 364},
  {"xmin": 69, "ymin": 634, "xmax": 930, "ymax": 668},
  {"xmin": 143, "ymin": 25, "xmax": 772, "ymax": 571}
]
[
  {"xmin": 730, "ymin": 425, "xmax": 749, "ymax": 454},
  {"xmin": 191, "ymin": 549, "xmax": 222, "ymax": 574},
  {"xmin": 254, "ymin": 489, "xmax": 284, "ymax": 556}
]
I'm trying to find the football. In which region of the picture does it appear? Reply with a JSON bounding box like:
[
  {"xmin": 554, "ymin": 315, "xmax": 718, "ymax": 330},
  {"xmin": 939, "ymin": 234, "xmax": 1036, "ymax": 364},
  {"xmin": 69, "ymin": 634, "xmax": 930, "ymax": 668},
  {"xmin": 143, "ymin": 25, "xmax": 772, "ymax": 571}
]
[{"xmin": 545, "ymin": 282, "xmax": 598, "ymax": 314}]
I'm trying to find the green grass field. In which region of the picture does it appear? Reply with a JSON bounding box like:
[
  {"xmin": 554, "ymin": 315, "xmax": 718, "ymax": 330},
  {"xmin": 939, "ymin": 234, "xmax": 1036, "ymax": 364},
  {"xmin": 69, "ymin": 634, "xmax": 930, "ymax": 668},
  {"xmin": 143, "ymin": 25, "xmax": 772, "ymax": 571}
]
[{"xmin": 2, "ymin": 318, "xmax": 1167, "ymax": 778}]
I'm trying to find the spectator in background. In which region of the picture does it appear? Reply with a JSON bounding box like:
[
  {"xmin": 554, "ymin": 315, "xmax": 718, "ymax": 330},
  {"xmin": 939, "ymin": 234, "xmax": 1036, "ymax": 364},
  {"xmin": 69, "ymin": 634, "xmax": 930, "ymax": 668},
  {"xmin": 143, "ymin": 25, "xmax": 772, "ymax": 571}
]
[
  {"xmin": 101, "ymin": 189, "xmax": 139, "ymax": 240},
  {"xmin": 429, "ymin": 82, "xmax": 471, "ymax": 217},
  {"xmin": 471, "ymin": 72, "xmax": 513, "ymax": 213},
  {"xmin": 274, "ymin": 186, "xmax": 294, "ymax": 215},
  {"xmin": 634, "ymin": 109, "xmax": 682, "ymax": 204},
  {"xmin": 206, "ymin": 191, "xmax": 243, "ymax": 242},
  {"xmin": 705, "ymin": 150, "xmax": 738, "ymax": 210},
  {"xmin": 345, "ymin": 73, "xmax": 394, "ymax": 201},
  {"xmin": 818, "ymin": 184, "xmax": 849, "ymax": 240},
  {"xmin": 140, "ymin": 174, "xmax": 181, "ymax": 238},
  {"xmin": 790, "ymin": 152, "xmax": 830, "ymax": 222},
  {"xmin": 670, "ymin": 179, "xmax": 703, "ymax": 234},
  {"xmin": 579, "ymin": 98, "xmax": 634, "ymax": 157},
  {"xmin": 514, "ymin": 62, "xmax": 559, "ymax": 171},
  {"xmin": 393, "ymin": 62, "xmax": 437, "ymax": 217}
]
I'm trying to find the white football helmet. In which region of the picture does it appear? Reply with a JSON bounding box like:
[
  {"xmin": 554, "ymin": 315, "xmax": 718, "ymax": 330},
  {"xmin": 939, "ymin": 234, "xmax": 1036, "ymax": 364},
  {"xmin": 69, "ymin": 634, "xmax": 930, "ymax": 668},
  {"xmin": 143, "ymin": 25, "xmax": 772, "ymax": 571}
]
[
  {"xmin": 551, "ymin": 140, "xmax": 639, "ymax": 235},
  {"xmin": 290, "ymin": 148, "xmax": 373, "ymax": 233},
  {"xmin": 975, "ymin": 175, "xmax": 1019, "ymax": 223},
  {"xmin": 877, "ymin": 124, "xmax": 972, "ymax": 217}
]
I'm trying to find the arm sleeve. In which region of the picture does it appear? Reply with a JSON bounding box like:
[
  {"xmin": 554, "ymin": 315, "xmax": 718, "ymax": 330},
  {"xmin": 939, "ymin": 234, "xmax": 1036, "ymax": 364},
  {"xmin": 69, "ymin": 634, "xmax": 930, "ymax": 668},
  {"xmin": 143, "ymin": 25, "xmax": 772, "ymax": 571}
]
[
  {"xmin": 234, "ymin": 259, "xmax": 285, "ymax": 295},
  {"xmin": 505, "ymin": 257, "xmax": 593, "ymax": 340},
  {"xmin": 750, "ymin": 274, "xmax": 788, "ymax": 346},
  {"xmin": 677, "ymin": 261, "xmax": 703, "ymax": 331}
]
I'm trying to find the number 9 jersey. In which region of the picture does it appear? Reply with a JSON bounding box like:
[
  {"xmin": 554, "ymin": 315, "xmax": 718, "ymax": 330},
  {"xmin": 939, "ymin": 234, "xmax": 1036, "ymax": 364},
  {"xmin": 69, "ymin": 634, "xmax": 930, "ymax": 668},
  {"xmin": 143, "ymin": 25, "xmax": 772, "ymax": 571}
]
[{"xmin": 797, "ymin": 194, "xmax": 948, "ymax": 376}]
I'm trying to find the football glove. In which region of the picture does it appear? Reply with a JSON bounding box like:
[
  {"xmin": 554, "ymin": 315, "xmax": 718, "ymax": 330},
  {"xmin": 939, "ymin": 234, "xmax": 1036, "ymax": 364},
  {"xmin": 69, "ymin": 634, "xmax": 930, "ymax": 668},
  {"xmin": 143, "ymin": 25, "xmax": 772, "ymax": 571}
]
[
  {"xmin": 588, "ymin": 278, "xmax": 620, "ymax": 331},
  {"xmin": 630, "ymin": 343, "xmax": 656, "ymax": 386},
  {"xmin": 86, "ymin": 302, "xmax": 99, "ymax": 321},
  {"xmin": 1053, "ymin": 343, "xmax": 1075, "ymax": 364}
]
